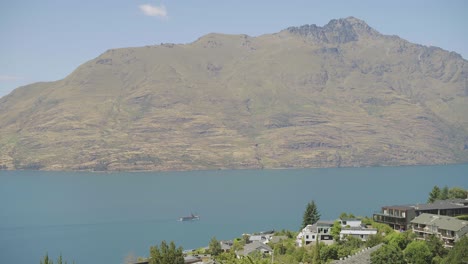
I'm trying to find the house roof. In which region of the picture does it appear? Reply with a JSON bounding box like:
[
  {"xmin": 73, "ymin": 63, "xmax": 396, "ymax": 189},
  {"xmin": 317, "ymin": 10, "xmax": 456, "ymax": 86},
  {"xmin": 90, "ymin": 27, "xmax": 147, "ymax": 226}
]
[
  {"xmin": 382, "ymin": 205, "xmax": 415, "ymax": 210},
  {"xmin": 184, "ymin": 255, "xmax": 202, "ymax": 264},
  {"xmin": 340, "ymin": 228, "xmax": 378, "ymax": 235},
  {"xmin": 412, "ymin": 200, "xmax": 468, "ymax": 211},
  {"xmin": 410, "ymin": 213, "xmax": 468, "ymax": 232},
  {"xmin": 269, "ymin": 236, "xmax": 288, "ymax": 244},
  {"xmin": 341, "ymin": 218, "xmax": 361, "ymax": 221},
  {"xmin": 238, "ymin": 241, "xmax": 272, "ymax": 256}
]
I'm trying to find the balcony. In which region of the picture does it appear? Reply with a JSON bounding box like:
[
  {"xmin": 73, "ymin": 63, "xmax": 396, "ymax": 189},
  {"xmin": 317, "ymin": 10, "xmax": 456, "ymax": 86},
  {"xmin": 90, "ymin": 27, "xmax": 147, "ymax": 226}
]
[
  {"xmin": 373, "ymin": 213, "xmax": 407, "ymax": 225},
  {"xmin": 373, "ymin": 211, "xmax": 406, "ymax": 219}
]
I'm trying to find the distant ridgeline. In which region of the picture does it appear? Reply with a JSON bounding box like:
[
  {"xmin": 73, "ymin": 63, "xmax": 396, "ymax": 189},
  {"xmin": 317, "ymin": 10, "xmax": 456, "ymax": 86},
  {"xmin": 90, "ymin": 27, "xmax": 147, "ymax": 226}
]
[{"xmin": 1, "ymin": 17, "xmax": 467, "ymax": 171}]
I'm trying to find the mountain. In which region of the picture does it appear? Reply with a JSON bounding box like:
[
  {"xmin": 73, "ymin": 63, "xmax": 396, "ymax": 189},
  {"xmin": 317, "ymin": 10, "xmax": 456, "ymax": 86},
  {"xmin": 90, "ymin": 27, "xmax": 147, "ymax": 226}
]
[{"xmin": 1, "ymin": 17, "xmax": 467, "ymax": 171}]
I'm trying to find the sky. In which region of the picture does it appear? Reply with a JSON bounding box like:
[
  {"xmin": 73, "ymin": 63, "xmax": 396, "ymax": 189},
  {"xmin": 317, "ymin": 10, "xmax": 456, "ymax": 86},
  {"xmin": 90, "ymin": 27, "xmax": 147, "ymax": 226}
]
[{"xmin": 0, "ymin": 0, "xmax": 467, "ymax": 98}]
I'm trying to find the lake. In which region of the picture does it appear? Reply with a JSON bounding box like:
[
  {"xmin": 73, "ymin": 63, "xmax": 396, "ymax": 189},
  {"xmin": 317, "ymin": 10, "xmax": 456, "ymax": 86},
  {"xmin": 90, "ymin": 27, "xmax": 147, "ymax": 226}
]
[{"xmin": 0, "ymin": 165, "xmax": 467, "ymax": 263}]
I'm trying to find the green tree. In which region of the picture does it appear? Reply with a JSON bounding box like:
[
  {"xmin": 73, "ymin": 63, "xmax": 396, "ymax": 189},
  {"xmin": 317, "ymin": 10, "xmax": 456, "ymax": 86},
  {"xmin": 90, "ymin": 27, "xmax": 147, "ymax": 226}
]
[
  {"xmin": 440, "ymin": 186, "xmax": 449, "ymax": 200},
  {"xmin": 149, "ymin": 240, "xmax": 184, "ymax": 264},
  {"xmin": 40, "ymin": 253, "xmax": 53, "ymax": 264},
  {"xmin": 365, "ymin": 234, "xmax": 384, "ymax": 248},
  {"xmin": 404, "ymin": 240, "xmax": 432, "ymax": 264},
  {"xmin": 386, "ymin": 230, "xmax": 415, "ymax": 250},
  {"xmin": 209, "ymin": 236, "xmax": 222, "ymax": 256},
  {"xmin": 320, "ymin": 244, "xmax": 338, "ymax": 263},
  {"xmin": 313, "ymin": 239, "xmax": 321, "ymax": 264},
  {"xmin": 441, "ymin": 236, "xmax": 468, "ymax": 264},
  {"xmin": 302, "ymin": 200, "xmax": 320, "ymax": 229},
  {"xmin": 339, "ymin": 212, "xmax": 356, "ymax": 219},
  {"xmin": 428, "ymin": 185, "xmax": 441, "ymax": 203},
  {"xmin": 448, "ymin": 187, "xmax": 467, "ymax": 199},
  {"xmin": 426, "ymin": 234, "xmax": 447, "ymax": 259},
  {"xmin": 370, "ymin": 244, "xmax": 405, "ymax": 264},
  {"xmin": 56, "ymin": 253, "xmax": 66, "ymax": 264},
  {"xmin": 330, "ymin": 220, "xmax": 342, "ymax": 241}
]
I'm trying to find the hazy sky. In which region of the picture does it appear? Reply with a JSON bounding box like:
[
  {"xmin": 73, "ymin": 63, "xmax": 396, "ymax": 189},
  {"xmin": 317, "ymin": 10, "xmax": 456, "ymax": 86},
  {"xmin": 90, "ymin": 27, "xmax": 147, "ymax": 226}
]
[{"xmin": 1, "ymin": 0, "xmax": 467, "ymax": 98}]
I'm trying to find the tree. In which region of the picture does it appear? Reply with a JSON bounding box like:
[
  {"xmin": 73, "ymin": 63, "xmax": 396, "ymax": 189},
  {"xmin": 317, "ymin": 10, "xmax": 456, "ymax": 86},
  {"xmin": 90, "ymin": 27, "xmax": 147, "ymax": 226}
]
[
  {"xmin": 56, "ymin": 253, "xmax": 65, "ymax": 264},
  {"xmin": 209, "ymin": 237, "xmax": 222, "ymax": 256},
  {"xmin": 302, "ymin": 200, "xmax": 320, "ymax": 229},
  {"xmin": 313, "ymin": 239, "xmax": 321, "ymax": 264},
  {"xmin": 40, "ymin": 253, "xmax": 53, "ymax": 264},
  {"xmin": 428, "ymin": 185, "xmax": 441, "ymax": 203},
  {"xmin": 441, "ymin": 236, "xmax": 468, "ymax": 264},
  {"xmin": 440, "ymin": 186, "xmax": 449, "ymax": 200},
  {"xmin": 426, "ymin": 234, "xmax": 447, "ymax": 259},
  {"xmin": 365, "ymin": 234, "xmax": 384, "ymax": 248},
  {"xmin": 385, "ymin": 230, "xmax": 415, "ymax": 251},
  {"xmin": 404, "ymin": 240, "xmax": 432, "ymax": 264},
  {"xmin": 320, "ymin": 244, "xmax": 338, "ymax": 263},
  {"xmin": 330, "ymin": 220, "xmax": 342, "ymax": 241},
  {"xmin": 448, "ymin": 187, "xmax": 467, "ymax": 199},
  {"xmin": 149, "ymin": 240, "xmax": 184, "ymax": 264},
  {"xmin": 370, "ymin": 244, "xmax": 405, "ymax": 264},
  {"xmin": 339, "ymin": 212, "xmax": 355, "ymax": 219}
]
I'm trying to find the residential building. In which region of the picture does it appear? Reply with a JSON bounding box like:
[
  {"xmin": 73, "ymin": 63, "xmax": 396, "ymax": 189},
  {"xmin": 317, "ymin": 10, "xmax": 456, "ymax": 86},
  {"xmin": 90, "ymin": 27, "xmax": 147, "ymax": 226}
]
[
  {"xmin": 373, "ymin": 199, "xmax": 468, "ymax": 231},
  {"xmin": 410, "ymin": 213, "xmax": 468, "ymax": 248},
  {"xmin": 372, "ymin": 205, "xmax": 416, "ymax": 231},
  {"xmin": 340, "ymin": 227, "xmax": 377, "ymax": 241},
  {"xmin": 236, "ymin": 241, "xmax": 272, "ymax": 258},
  {"xmin": 248, "ymin": 230, "xmax": 275, "ymax": 244},
  {"xmin": 412, "ymin": 199, "xmax": 468, "ymax": 217},
  {"xmin": 296, "ymin": 221, "xmax": 334, "ymax": 247},
  {"xmin": 339, "ymin": 218, "xmax": 362, "ymax": 228},
  {"xmin": 338, "ymin": 219, "xmax": 378, "ymax": 241},
  {"xmin": 220, "ymin": 240, "xmax": 232, "ymax": 253}
]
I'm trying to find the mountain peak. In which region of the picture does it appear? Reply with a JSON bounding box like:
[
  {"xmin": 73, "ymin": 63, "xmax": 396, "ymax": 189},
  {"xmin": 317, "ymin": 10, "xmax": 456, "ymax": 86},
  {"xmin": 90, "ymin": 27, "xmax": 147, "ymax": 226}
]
[{"xmin": 286, "ymin": 17, "xmax": 380, "ymax": 44}]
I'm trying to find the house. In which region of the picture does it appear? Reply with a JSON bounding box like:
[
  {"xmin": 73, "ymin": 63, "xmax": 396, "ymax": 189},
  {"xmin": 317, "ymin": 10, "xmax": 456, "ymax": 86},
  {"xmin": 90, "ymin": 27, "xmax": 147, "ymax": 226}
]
[
  {"xmin": 338, "ymin": 219, "xmax": 377, "ymax": 241},
  {"xmin": 220, "ymin": 240, "xmax": 233, "ymax": 252},
  {"xmin": 236, "ymin": 241, "xmax": 273, "ymax": 258},
  {"xmin": 339, "ymin": 218, "xmax": 362, "ymax": 228},
  {"xmin": 340, "ymin": 227, "xmax": 377, "ymax": 241},
  {"xmin": 410, "ymin": 213, "xmax": 468, "ymax": 248},
  {"xmin": 373, "ymin": 199, "xmax": 468, "ymax": 231},
  {"xmin": 412, "ymin": 199, "xmax": 468, "ymax": 217},
  {"xmin": 248, "ymin": 230, "xmax": 275, "ymax": 244},
  {"xmin": 372, "ymin": 205, "xmax": 416, "ymax": 231},
  {"xmin": 183, "ymin": 255, "xmax": 204, "ymax": 264},
  {"xmin": 296, "ymin": 221, "xmax": 335, "ymax": 247}
]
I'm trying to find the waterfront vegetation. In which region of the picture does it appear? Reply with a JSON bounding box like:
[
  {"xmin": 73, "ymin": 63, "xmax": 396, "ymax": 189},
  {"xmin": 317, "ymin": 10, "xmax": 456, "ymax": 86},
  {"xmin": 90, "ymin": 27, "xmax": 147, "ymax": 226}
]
[{"xmin": 427, "ymin": 185, "xmax": 468, "ymax": 203}]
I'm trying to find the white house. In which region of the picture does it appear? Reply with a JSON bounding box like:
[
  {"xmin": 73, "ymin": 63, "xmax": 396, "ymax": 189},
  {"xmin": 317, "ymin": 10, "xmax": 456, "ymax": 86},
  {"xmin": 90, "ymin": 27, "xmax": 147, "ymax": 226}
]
[
  {"xmin": 339, "ymin": 218, "xmax": 362, "ymax": 228},
  {"xmin": 339, "ymin": 219, "xmax": 377, "ymax": 241},
  {"xmin": 340, "ymin": 227, "xmax": 378, "ymax": 241},
  {"xmin": 296, "ymin": 221, "xmax": 335, "ymax": 247}
]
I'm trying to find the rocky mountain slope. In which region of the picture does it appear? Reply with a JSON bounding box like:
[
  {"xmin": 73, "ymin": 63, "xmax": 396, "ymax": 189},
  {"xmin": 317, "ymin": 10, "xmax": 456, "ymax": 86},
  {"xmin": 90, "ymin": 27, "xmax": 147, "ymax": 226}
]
[{"xmin": 1, "ymin": 17, "xmax": 467, "ymax": 171}]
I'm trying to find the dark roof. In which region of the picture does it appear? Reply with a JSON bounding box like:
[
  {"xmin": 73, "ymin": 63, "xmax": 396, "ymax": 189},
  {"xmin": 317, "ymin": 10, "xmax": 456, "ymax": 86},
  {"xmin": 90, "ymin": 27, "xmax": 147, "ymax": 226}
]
[
  {"xmin": 382, "ymin": 205, "xmax": 415, "ymax": 210},
  {"xmin": 412, "ymin": 201, "xmax": 468, "ymax": 211}
]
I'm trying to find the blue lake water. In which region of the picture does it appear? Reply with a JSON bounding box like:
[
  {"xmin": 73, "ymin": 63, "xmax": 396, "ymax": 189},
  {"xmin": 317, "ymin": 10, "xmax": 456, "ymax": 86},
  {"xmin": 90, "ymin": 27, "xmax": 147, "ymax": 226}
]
[{"xmin": 0, "ymin": 165, "xmax": 467, "ymax": 263}]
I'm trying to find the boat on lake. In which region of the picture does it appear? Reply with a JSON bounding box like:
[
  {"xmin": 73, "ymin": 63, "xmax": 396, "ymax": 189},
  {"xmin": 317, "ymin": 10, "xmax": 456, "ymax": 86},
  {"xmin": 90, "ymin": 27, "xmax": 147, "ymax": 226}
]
[{"xmin": 179, "ymin": 213, "xmax": 200, "ymax": 221}]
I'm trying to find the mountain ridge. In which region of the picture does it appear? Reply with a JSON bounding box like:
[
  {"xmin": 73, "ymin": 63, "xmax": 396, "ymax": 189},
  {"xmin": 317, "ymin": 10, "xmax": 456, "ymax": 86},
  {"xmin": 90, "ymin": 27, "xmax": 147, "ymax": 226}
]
[{"xmin": 0, "ymin": 17, "xmax": 467, "ymax": 171}]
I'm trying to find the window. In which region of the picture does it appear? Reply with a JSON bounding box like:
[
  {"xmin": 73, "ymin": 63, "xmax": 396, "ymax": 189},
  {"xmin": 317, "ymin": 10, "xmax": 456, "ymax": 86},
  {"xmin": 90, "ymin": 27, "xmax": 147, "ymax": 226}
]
[{"xmin": 306, "ymin": 235, "xmax": 309, "ymax": 239}]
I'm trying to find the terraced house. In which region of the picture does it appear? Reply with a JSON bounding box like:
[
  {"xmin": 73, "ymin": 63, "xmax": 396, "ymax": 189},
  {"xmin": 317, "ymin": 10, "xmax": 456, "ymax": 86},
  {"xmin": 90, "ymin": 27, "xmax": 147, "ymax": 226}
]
[
  {"xmin": 373, "ymin": 199, "xmax": 468, "ymax": 231},
  {"xmin": 410, "ymin": 213, "xmax": 468, "ymax": 248}
]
